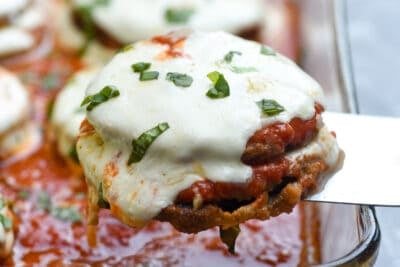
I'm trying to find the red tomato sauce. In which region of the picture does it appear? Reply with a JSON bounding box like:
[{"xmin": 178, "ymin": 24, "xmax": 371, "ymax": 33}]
[{"xmin": 177, "ymin": 105, "xmax": 323, "ymax": 204}]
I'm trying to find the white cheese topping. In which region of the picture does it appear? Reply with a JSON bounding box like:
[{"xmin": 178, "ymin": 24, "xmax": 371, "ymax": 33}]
[
  {"xmin": 72, "ymin": 0, "xmax": 264, "ymax": 43},
  {"xmin": 52, "ymin": 68, "xmax": 99, "ymax": 158},
  {"xmin": 77, "ymin": 31, "xmax": 325, "ymax": 223},
  {"xmin": 0, "ymin": 68, "xmax": 42, "ymax": 161},
  {"xmin": 15, "ymin": 1, "xmax": 46, "ymax": 30},
  {"xmin": 0, "ymin": 0, "xmax": 28, "ymax": 17},
  {"xmin": 0, "ymin": 28, "xmax": 34, "ymax": 57},
  {"xmin": 0, "ymin": 68, "xmax": 29, "ymax": 134},
  {"xmin": 0, "ymin": 0, "xmax": 46, "ymax": 58}
]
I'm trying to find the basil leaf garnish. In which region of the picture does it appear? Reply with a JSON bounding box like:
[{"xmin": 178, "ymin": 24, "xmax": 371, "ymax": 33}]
[
  {"xmin": 140, "ymin": 71, "xmax": 159, "ymax": 81},
  {"xmin": 0, "ymin": 214, "xmax": 12, "ymax": 230},
  {"xmin": 81, "ymin": 85, "xmax": 120, "ymax": 111},
  {"xmin": 220, "ymin": 51, "xmax": 258, "ymax": 74},
  {"xmin": 118, "ymin": 44, "xmax": 134, "ymax": 53},
  {"xmin": 224, "ymin": 51, "xmax": 242, "ymax": 63},
  {"xmin": 206, "ymin": 71, "xmax": 230, "ymax": 99},
  {"xmin": 260, "ymin": 45, "xmax": 276, "ymax": 56},
  {"xmin": 51, "ymin": 206, "xmax": 82, "ymax": 223},
  {"xmin": 37, "ymin": 191, "xmax": 52, "ymax": 212},
  {"xmin": 128, "ymin": 123, "xmax": 170, "ymax": 164},
  {"xmin": 17, "ymin": 190, "xmax": 30, "ymax": 200},
  {"xmin": 229, "ymin": 66, "xmax": 258, "ymax": 73},
  {"xmin": 42, "ymin": 73, "xmax": 60, "ymax": 91},
  {"xmin": 166, "ymin": 72, "xmax": 193, "ymax": 87},
  {"xmin": 165, "ymin": 8, "xmax": 195, "ymax": 24},
  {"xmin": 131, "ymin": 62, "xmax": 151, "ymax": 73},
  {"xmin": 256, "ymin": 99, "xmax": 285, "ymax": 116}
]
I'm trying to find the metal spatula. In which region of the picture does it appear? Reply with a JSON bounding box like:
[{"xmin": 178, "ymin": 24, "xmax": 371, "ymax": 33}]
[{"xmin": 306, "ymin": 112, "xmax": 400, "ymax": 206}]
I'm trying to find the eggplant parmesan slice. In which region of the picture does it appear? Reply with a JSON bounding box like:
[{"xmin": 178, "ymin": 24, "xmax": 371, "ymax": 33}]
[
  {"xmin": 71, "ymin": 0, "xmax": 263, "ymax": 45},
  {"xmin": 0, "ymin": 68, "xmax": 40, "ymax": 163},
  {"xmin": 0, "ymin": 0, "xmax": 49, "ymax": 66},
  {"xmin": 76, "ymin": 31, "xmax": 343, "ymax": 244},
  {"xmin": 0, "ymin": 195, "xmax": 15, "ymax": 259},
  {"xmin": 55, "ymin": 0, "xmax": 264, "ymax": 59}
]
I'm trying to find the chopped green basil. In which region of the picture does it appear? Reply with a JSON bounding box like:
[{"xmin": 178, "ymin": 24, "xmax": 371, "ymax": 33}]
[
  {"xmin": 42, "ymin": 73, "xmax": 60, "ymax": 91},
  {"xmin": 97, "ymin": 183, "xmax": 110, "ymax": 209},
  {"xmin": 81, "ymin": 85, "xmax": 120, "ymax": 111},
  {"xmin": 165, "ymin": 8, "xmax": 195, "ymax": 24},
  {"xmin": 206, "ymin": 71, "xmax": 230, "ymax": 99},
  {"xmin": 69, "ymin": 145, "xmax": 79, "ymax": 163},
  {"xmin": 37, "ymin": 191, "xmax": 52, "ymax": 212},
  {"xmin": 51, "ymin": 206, "xmax": 82, "ymax": 223},
  {"xmin": 0, "ymin": 214, "xmax": 12, "ymax": 230},
  {"xmin": 36, "ymin": 191, "xmax": 82, "ymax": 223},
  {"xmin": 0, "ymin": 198, "xmax": 4, "ymax": 209},
  {"xmin": 256, "ymin": 99, "xmax": 285, "ymax": 116},
  {"xmin": 17, "ymin": 190, "xmax": 30, "ymax": 200},
  {"xmin": 218, "ymin": 51, "xmax": 258, "ymax": 74},
  {"xmin": 224, "ymin": 51, "xmax": 242, "ymax": 63},
  {"xmin": 131, "ymin": 62, "xmax": 151, "ymax": 73},
  {"xmin": 140, "ymin": 71, "xmax": 159, "ymax": 81},
  {"xmin": 260, "ymin": 45, "xmax": 276, "ymax": 56},
  {"xmin": 166, "ymin": 72, "xmax": 193, "ymax": 87},
  {"xmin": 229, "ymin": 66, "xmax": 258, "ymax": 73},
  {"xmin": 118, "ymin": 44, "xmax": 134, "ymax": 53},
  {"xmin": 128, "ymin": 123, "xmax": 170, "ymax": 165}
]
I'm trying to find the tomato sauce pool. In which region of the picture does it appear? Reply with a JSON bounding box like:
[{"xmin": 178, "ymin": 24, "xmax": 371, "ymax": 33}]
[{"xmin": 1, "ymin": 147, "xmax": 321, "ymax": 267}]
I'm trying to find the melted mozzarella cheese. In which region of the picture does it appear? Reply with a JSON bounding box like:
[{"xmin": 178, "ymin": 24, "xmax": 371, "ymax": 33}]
[
  {"xmin": 15, "ymin": 1, "xmax": 46, "ymax": 30},
  {"xmin": 72, "ymin": 0, "xmax": 264, "ymax": 43},
  {"xmin": 52, "ymin": 68, "xmax": 99, "ymax": 158},
  {"xmin": 0, "ymin": 0, "xmax": 28, "ymax": 17},
  {"xmin": 0, "ymin": 0, "xmax": 46, "ymax": 58},
  {"xmin": 0, "ymin": 68, "xmax": 41, "ymax": 161},
  {"xmin": 0, "ymin": 68, "xmax": 29, "ymax": 134},
  {"xmin": 0, "ymin": 28, "xmax": 34, "ymax": 57},
  {"xmin": 77, "ymin": 31, "xmax": 327, "ymax": 224}
]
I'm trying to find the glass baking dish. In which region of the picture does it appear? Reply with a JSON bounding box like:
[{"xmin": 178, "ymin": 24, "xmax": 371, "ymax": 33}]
[
  {"xmin": 314, "ymin": 204, "xmax": 380, "ymax": 266},
  {"xmin": 298, "ymin": 0, "xmax": 380, "ymax": 265}
]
